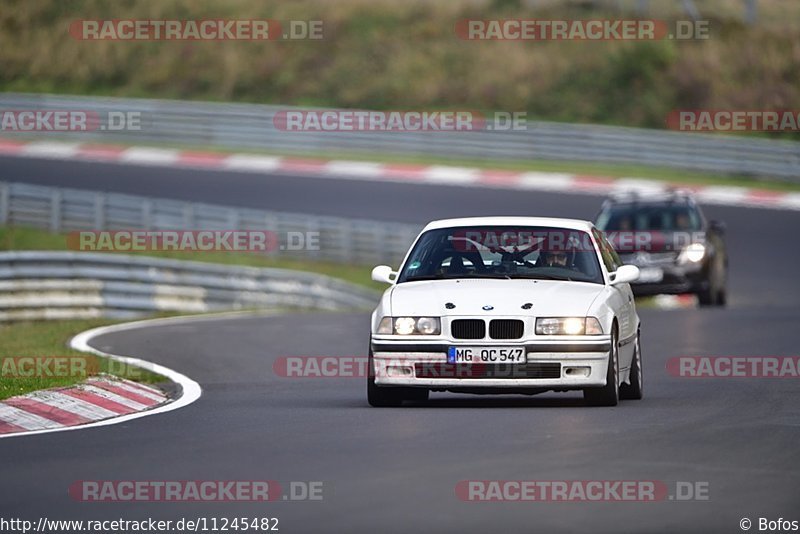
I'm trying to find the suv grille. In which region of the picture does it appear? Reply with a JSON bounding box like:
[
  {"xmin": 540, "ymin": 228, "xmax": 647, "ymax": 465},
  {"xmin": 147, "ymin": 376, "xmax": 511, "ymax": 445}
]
[
  {"xmin": 489, "ymin": 319, "xmax": 524, "ymax": 339},
  {"xmin": 451, "ymin": 319, "xmax": 485, "ymax": 339}
]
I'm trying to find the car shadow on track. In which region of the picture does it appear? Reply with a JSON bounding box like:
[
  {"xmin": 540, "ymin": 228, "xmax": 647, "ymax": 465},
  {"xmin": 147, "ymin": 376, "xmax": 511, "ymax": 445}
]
[
  {"xmin": 409, "ymin": 395, "xmax": 589, "ymax": 409},
  {"xmin": 326, "ymin": 395, "xmax": 595, "ymax": 409}
]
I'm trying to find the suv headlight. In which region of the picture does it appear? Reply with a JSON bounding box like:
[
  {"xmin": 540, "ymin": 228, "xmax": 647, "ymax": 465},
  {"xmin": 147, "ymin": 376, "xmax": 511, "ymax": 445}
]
[
  {"xmin": 678, "ymin": 243, "xmax": 706, "ymax": 264},
  {"xmin": 377, "ymin": 317, "xmax": 441, "ymax": 335},
  {"xmin": 535, "ymin": 317, "xmax": 603, "ymax": 335}
]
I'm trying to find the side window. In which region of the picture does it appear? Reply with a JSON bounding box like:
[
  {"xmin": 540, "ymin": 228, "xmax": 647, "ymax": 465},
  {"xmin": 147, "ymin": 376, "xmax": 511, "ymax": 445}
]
[
  {"xmin": 604, "ymin": 234, "xmax": 623, "ymax": 270},
  {"xmin": 593, "ymin": 229, "xmax": 620, "ymax": 273}
]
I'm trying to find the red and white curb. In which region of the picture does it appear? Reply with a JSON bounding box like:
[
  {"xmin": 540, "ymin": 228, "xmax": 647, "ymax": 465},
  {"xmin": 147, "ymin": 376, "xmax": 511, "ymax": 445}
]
[
  {"xmin": 0, "ymin": 314, "xmax": 206, "ymax": 439},
  {"xmin": 1, "ymin": 138, "xmax": 799, "ymax": 211},
  {"xmin": 0, "ymin": 375, "xmax": 168, "ymax": 435}
]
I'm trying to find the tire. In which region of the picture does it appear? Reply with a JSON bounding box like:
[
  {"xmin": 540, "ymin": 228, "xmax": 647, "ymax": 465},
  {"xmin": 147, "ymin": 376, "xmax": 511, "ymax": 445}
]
[
  {"xmin": 698, "ymin": 286, "xmax": 714, "ymax": 306},
  {"xmin": 716, "ymin": 260, "xmax": 728, "ymax": 307},
  {"xmin": 716, "ymin": 287, "xmax": 727, "ymax": 307},
  {"xmin": 584, "ymin": 327, "xmax": 619, "ymax": 407},
  {"xmin": 718, "ymin": 256, "xmax": 729, "ymax": 307},
  {"xmin": 366, "ymin": 350, "xmax": 428, "ymax": 407},
  {"xmin": 699, "ymin": 257, "xmax": 727, "ymax": 307},
  {"xmin": 619, "ymin": 329, "xmax": 643, "ymax": 400}
]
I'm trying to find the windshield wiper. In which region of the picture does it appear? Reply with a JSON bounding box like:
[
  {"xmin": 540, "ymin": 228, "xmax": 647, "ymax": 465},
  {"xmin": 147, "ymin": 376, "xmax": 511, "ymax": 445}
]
[
  {"xmin": 403, "ymin": 275, "xmax": 445, "ymax": 282},
  {"xmin": 510, "ymin": 273, "xmax": 574, "ymax": 282},
  {"xmin": 403, "ymin": 273, "xmax": 512, "ymax": 282}
]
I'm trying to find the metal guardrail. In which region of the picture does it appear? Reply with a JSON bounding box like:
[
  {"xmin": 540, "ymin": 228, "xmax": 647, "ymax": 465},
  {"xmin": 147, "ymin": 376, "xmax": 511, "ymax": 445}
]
[
  {"xmin": 0, "ymin": 181, "xmax": 422, "ymax": 266},
  {"xmin": 1, "ymin": 93, "xmax": 798, "ymax": 181},
  {"xmin": 0, "ymin": 251, "xmax": 379, "ymax": 321}
]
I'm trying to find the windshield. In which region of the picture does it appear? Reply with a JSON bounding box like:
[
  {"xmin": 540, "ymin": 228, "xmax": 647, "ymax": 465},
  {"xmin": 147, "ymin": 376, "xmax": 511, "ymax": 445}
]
[
  {"xmin": 397, "ymin": 226, "xmax": 604, "ymax": 284},
  {"xmin": 596, "ymin": 204, "xmax": 702, "ymax": 232}
]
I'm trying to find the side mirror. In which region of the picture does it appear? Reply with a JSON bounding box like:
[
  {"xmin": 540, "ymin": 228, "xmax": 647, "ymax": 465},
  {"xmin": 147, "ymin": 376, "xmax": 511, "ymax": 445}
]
[
  {"xmin": 610, "ymin": 264, "xmax": 639, "ymax": 286},
  {"xmin": 371, "ymin": 265, "xmax": 398, "ymax": 284},
  {"xmin": 709, "ymin": 220, "xmax": 726, "ymax": 235}
]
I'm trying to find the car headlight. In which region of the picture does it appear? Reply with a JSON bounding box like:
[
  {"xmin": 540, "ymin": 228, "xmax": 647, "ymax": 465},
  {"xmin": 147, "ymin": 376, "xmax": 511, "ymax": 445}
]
[
  {"xmin": 415, "ymin": 317, "xmax": 439, "ymax": 334},
  {"xmin": 535, "ymin": 317, "xmax": 603, "ymax": 335},
  {"xmin": 678, "ymin": 243, "xmax": 706, "ymax": 264},
  {"xmin": 377, "ymin": 317, "xmax": 441, "ymax": 335}
]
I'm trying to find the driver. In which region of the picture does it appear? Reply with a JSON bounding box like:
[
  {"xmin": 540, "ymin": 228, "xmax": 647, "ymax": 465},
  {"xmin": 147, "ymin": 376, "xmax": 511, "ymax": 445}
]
[
  {"xmin": 541, "ymin": 249, "xmax": 569, "ymax": 268},
  {"xmin": 675, "ymin": 212, "xmax": 691, "ymax": 230}
]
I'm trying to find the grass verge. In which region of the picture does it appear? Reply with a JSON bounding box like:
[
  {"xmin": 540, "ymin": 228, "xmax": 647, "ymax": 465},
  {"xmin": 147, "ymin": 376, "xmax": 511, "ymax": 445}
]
[
  {"xmin": 0, "ymin": 319, "xmax": 166, "ymax": 401},
  {"xmin": 3, "ymin": 0, "xmax": 799, "ymax": 136}
]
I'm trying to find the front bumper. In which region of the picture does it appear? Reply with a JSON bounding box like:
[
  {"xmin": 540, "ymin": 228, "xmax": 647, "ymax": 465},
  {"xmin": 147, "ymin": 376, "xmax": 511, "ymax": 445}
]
[
  {"xmin": 623, "ymin": 256, "xmax": 708, "ymax": 296},
  {"xmin": 371, "ymin": 338, "xmax": 612, "ymax": 390},
  {"xmin": 631, "ymin": 266, "xmax": 708, "ymax": 296}
]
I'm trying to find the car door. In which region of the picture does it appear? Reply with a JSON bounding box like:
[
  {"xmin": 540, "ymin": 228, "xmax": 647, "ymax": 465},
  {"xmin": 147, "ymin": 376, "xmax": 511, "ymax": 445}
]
[{"xmin": 595, "ymin": 229, "xmax": 636, "ymax": 370}]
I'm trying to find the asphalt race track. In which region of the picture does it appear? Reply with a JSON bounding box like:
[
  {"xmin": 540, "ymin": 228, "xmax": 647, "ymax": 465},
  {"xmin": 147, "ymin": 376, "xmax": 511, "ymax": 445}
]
[{"xmin": 1, "ymin": 155, "xmax": 799, "ymax": 533}]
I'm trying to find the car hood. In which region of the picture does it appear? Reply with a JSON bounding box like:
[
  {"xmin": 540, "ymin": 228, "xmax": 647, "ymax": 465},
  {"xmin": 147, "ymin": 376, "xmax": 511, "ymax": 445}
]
[{"xmin": 389, "ymin": 279, "xmax": 604, "ymax": 317}]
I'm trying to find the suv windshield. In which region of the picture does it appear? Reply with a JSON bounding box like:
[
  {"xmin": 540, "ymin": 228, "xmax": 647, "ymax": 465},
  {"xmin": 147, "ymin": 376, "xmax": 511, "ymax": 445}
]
[
  {"xmin": 397, "ymin": 226, "xmax": 604, "ymax": 284},
  {"xmin": 596, "ymin": 204, "xmax": 702, "ymax": 232}
]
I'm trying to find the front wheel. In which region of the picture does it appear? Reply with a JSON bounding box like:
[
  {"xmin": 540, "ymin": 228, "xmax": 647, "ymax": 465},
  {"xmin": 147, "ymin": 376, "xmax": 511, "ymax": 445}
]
[
  {"xmin": 698, "ymin": 285, "xmax": 714, "ymax": 306},
  {"xmin": 584, "ymin": 328, "xmax": 619, "ymax": 407},
  {"xmin": 619, "ymin": 329, "xmax": 643, "ymax": 400},
  {"xmin": 716, "ymin": 287, "xmax": 727, "ymax": 306},
  {"xmin": 699, "ymin": 258, "xmax": 727, "ymax": 307}
]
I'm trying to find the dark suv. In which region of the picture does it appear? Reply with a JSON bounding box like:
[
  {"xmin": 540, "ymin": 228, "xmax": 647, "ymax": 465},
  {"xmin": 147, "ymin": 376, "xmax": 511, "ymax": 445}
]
[{"xmin": 594, "ymin": 190, "xmax": 728, "ymax": 306}]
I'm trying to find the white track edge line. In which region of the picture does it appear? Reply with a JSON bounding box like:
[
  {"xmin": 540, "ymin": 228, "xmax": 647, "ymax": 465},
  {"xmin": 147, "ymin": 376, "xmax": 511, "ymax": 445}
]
[
  {"xmin": 0, "ymin": 312, "xmax": 276, "ymax": 439},
  {"xmin": 0, "ymin": 310, "xmax": 284, "ymax": 439}
]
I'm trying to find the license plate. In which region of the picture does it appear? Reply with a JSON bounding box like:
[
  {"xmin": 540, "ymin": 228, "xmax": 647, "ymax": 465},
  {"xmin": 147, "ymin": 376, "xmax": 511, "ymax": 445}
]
[
  {"xmin": 637, "ymin": 267, "xmax": 663, "ymax": 283},
  {"xmin": 447, "ymin": 346, "xmax": 526, "ymax": 364}
]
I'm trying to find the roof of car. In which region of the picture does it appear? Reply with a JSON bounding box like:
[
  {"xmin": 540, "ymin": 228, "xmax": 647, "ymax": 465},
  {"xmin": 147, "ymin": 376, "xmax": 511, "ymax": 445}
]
[
  {"xmin": 604, "ymin": 189, "xmax": 696, "ymax": 206},
  {"xmin": 422, "ymin": 217, "xmax": 595, "ymax": 232}
]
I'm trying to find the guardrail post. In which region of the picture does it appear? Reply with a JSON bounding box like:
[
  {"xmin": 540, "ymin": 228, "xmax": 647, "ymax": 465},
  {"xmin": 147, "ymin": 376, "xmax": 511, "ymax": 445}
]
[
  {"xmin": 341, "ymin": 219, "xmax": 355, "ymax": 263},
  {"xmin": 227, "ymin": 208, "xmax": 240, "ymax": 230},
  {"xmin": 49, "ymin": 190, "xmax": 62, "ymax": 233},
  {"xmin": 183, "ymin": 204, "xmax": 195, "ymax": 229},
  {"xmin": 307, "ymin": 217, "xmax": 321, "ymax": 261},
  {"xmin": 379, "ymin": 223, "xmax": 392, "ymax": 264},
  {"xmin": 0, "ymin": 182, "xmax": 9, "ymax": 225},
  {"xmin": 264, "ymin": 212, "xmax": 279, "ymax": 258},
  {"xmin": 93, "ymin": 193, "xmax": 106, "ymax": 230},
  {"xmin": 142, "ymin": 200, "xmax": 153, "ymax": 230}
]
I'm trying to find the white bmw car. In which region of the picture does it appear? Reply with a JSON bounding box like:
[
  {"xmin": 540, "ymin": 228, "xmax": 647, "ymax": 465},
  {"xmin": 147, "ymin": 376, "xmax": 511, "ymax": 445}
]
[{"xmin": 368, "ymin": 217, "xmax": 643, "ymax": 407}]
